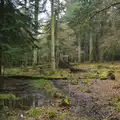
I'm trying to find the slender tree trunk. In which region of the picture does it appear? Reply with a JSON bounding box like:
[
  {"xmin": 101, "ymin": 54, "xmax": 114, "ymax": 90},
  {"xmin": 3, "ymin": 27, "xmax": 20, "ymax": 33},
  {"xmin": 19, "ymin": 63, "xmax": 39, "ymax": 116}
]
[
  {"xmin": 24, "ymin": 0, "xmax": 27, "ymax": 11},
  {"xmin": 35, "ymin": 0, "xmax": 38, "ymax": 29},
  {"xmin": 0, "ymin": 0, "xmax": 4, "ymax": 76},
  {"xmin": 99, "ymin": 22, "xmax": 104, "ymax": 62},
  {"xmin": 89, "ymin": 32, "xmax": 94, "ymax": 62},
  {"xmin": 33, "ymin": 48, "xmax": 37, "ymax": 66},
  {"xmin": 100, "ymin": 52, "xmax": 104, "ymax": 62},
  {"xmin": 33, "ymin": 0, "xmax": 39, "ymax": 66},
  {"xmin": 76, "ymin": 34, "xmax": 81, "ymax": 63},
  {"xmin": 0, "ymin": 46, "xmax": 2, "ymax": 76},
  {"xmin": 112, "ymin": 48, "xmax": 115, "ymax": 64},
  {"xmin": 23, "ymin": 0, "xmax": 28, "ymax": 70},
  {"xmin": 95, "ymin": 34, "xmax": 99, "ymax": 62},
  {"xmin": 55, "ymin": 11, "xmax": 58, "ymax": 67},
  {"xmin": 23, "ymin": 53, "xmax": 28, "ymax": 71},
  {"xmin": 55, "ymin": 0, "xmax": 60, "ymax": 68},
  {"xmin": 51, "ymin": 0, "xmax": 55, "ymax": 71}
]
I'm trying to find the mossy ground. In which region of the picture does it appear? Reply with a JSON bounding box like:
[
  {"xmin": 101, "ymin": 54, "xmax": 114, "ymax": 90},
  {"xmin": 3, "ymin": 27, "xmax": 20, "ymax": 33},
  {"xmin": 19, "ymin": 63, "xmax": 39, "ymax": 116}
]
[
  {"xmin": 30, "ymin": 79, "xmax": 59, "ymax": 97},
  {"xmin": 0, "ymin": 94, "xmax": 16, "ymax": 100},
  {"xmin": 2, "ymin": 63, "xmax": 120, "ymax": 120}
]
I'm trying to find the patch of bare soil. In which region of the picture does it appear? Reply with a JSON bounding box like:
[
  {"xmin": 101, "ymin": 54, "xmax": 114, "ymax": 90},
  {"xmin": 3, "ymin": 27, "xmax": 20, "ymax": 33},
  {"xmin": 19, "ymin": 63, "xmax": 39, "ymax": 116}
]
[{"xmin": 52, "ymin": 78, "xmax": 120, "ymax": 120}]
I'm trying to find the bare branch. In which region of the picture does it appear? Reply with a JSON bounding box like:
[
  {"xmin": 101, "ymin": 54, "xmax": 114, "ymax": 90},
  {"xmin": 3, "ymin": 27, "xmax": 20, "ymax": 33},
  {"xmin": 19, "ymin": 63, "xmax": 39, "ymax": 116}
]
[
  {"xmin": 79, "ymin": 2, "xmax": 120, "ymax": 25},
  {"xmin": 90, "ymin": 2, "xmax": 120, "ymax": 19}
]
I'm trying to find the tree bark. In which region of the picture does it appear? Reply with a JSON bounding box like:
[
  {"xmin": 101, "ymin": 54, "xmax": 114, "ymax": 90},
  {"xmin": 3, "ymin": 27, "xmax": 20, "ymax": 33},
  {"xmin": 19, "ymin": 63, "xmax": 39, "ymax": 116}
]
[
  {"xmin": 33, "ymin": 0, "xmax": 39, "ymax": 66},
  {"xmin": 33, "ymin": 48, "xmax": 38, "ymax": 66},
  {"xmin": 76, "ymin": 34, "xmax": 81, "ymax": 63},
  {"xmin": 95, "ymin": 34, "xmax": 99, "ymax": 62},
  {"xmin": 99, "ymin": 21, "xmax": 104, "ymax": 62},
  {"xmin": 35, "ymin": 0, "xmax": 39, "ymax": 29},
  {"xmin": 0, "ymin": 0, "xmax": 4, "ymax": 76},
  {"xmin": 0, "ymin": 32, "xmax": 1, "ymax": 75},
  {"xmin": 89, "ymin": 32, "xmax": 94, "ymax": 62},
  {"xmin": 100, "ymin": 52, "xmax": 104, "ymax": 62},
  {"xmin": 51, "ymin": 0, "xmax": 56, "ymax": 71},
  {"xmin": 55, "ymin": 0, "xmax": 60, "ymax": 68}
]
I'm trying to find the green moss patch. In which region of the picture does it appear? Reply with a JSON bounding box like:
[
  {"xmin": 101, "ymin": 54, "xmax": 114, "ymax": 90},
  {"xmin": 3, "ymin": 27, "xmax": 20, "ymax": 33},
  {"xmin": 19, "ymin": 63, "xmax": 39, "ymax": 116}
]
[
  {"xmin": 27, "ymin": 107, "xmax": 41, "ymax": 118},
  {"xmin": 30, "ymin": 79, "xmax": 59, "ymax": 97},
  {"xmin": 114, "ymin": 102, "xmax": 120, "ymax": 112},
  {"xmin": 0, "ymin": 94, "xmax": 16, "ymax": 100}
]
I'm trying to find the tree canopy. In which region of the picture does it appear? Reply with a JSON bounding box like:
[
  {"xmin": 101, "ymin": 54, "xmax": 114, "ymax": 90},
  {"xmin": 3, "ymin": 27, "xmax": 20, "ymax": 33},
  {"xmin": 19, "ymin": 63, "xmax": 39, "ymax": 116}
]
[{"xmin": 1, "ymin": 0, "xmax": 120, "ymax": 73}]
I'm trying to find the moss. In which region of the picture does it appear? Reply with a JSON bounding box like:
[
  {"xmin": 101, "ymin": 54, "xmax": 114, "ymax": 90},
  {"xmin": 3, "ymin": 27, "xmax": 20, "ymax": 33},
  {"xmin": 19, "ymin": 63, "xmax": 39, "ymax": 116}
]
[
  {"xmin": 64, "ymin": 96, "xmax": 70, "ymax": 105},
  {"xmin": 60, "ymin": 96, "xmax": 71, "ymax": 107},
  {"xmin": 70, "ymin": 80, "xmax": 78, "ymax": 85},
  {"xmin": 48, "ymin": 111, "xmax": 57, "ymax": 119},
  {"xmin": 97, "ymin": 64, "xmax": 103, "ymax": 69},
  {"xmin": 111, "ymin": 95, "xmax": 120, "ymax": 112},
  {"xmin": 8, "ymin": 116, "xmax": 17, "ymax": 120},
  {"xmin": 0, "ymin": 94, "xmax": 16, "ymax": 100},
  {"xmin": 47, "ymin": 107, "xmax": 57, "ymax": 119},
  {"xmin": 7, "ymin": 111, "xmax": 15, "ymax": 116},
  {"xmin": 88, "ymin": 71, "xmax": 114, "ymax": 80},
  {"xmin": 27, "ymin": 107, "xmax": 41, "ymax": 118},
  {"xmin": 30, "ymin": 79, "xmax": 57, "ymax": 97},
  {"xmin": 5, "ymin": 68, "xmax": 21, "ymax": 75},
  {"xmin": 112, "ymin": 96, "xmax": 120, "ymax": 104},
  {"xmin": 82, "ymin": 79, "xmax": 89, "ymax": 84},
  {"xmin": 58, "ymin": 113, "xmax": 67, "ymax": 119},
  {"xmin": 58, "ymin": 112, "xmax": 71, "ymax": 119},
  {"xmin": 88, "ymin": 73, "xmax": 99, "ymax": 79},
  {"xmin": 30, "ymin": 79, "xmax": 50, "ymax": 88},
  {"xmin": 103, "ymin": 118, "xmax": 108, "ymax": 120},
  {"xmin": 97, "ymin": 64, "xmax": 110, "ymax": 69},
  {"xmin": 114, "ymin": 102, "xmax": 120, "ymax": 112},
  {"xmin": 99, "ymin": 71, "xmax": 108, "ymax": 79}
]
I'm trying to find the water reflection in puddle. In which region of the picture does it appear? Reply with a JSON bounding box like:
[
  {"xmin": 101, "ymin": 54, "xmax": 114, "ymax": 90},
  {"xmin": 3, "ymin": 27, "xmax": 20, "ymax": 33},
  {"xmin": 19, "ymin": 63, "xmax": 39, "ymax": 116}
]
[{"xmin": 0, "ymin": 78, "xmax": 49, "ymax": 110}]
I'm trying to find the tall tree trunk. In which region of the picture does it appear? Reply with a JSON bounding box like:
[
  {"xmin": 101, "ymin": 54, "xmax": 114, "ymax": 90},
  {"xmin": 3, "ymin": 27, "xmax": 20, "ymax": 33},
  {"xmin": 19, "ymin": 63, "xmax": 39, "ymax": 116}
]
[
  {"xmin": 33, "ymin": 48, "xmax": 37, "ymax": 66},
  {"xmin": 95, "ymin": 34, "xmax": 99, "ymax": 62},
  {"xmin": 33, "ymin": 0, "xmax": 39, "ymax": 66},
  {"xmin": 24, "ymin": 0, "xmax": 28, "ymax": 70},
  {"xmin": 35, "ymin": 0, "xmax": 38, "ymax": 29},
  {"xmin": 0, "ymin": 0, "xmax": 4, "ymax": 76},
  {"xmin": 112, "ymin": 47, "xmax": 115, "ymax": 64},
  {"xmin": 51, "ymin": 0, "xmax": 55, "ymax": 71},
  {"xmin": 76, "ymin": 34, "xmax": 81, "ymax": 63},
  {"xmin": 0, "ymin": 46, "xmax": 2, "ymax": 76},
  {"xmin": 99, "ymin": 22, "xmax": 104, "ymax": 62},
  {"xmin": 100, "ymin": 50, "xmax": 104, "ymax": 62},
  {"xmin": 55, "ymin": 0, "xmax": 59, "ymax": 68},
  {"xmin": 89, "ymin": 32, "xmax": 94, "ymax": 62},
  {"xmin": 24, "ymin": 0, "xmax": 27, "ymax": 12}
]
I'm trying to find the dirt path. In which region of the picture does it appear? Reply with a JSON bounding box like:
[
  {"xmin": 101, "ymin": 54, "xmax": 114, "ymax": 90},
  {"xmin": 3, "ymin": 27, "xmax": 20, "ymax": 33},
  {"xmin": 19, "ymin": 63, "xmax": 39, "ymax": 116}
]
[{"xmin": 51, "ymin": 78, "xmax": 120, "ymax": 120}]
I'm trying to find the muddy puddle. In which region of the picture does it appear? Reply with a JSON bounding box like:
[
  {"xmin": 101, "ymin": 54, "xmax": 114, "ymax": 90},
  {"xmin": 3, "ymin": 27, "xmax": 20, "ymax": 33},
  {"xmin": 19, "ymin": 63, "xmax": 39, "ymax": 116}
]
[{"xmin": 0, "ymin": 77, "xmax": 49, "ymax": 110}]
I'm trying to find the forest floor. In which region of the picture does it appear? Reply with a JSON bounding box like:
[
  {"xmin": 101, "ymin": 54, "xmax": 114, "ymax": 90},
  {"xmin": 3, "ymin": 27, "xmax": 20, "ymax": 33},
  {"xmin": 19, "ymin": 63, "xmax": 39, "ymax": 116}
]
[{"xmin": 1, "ymin": 63, "xmax": 120, "ymax": 120}]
